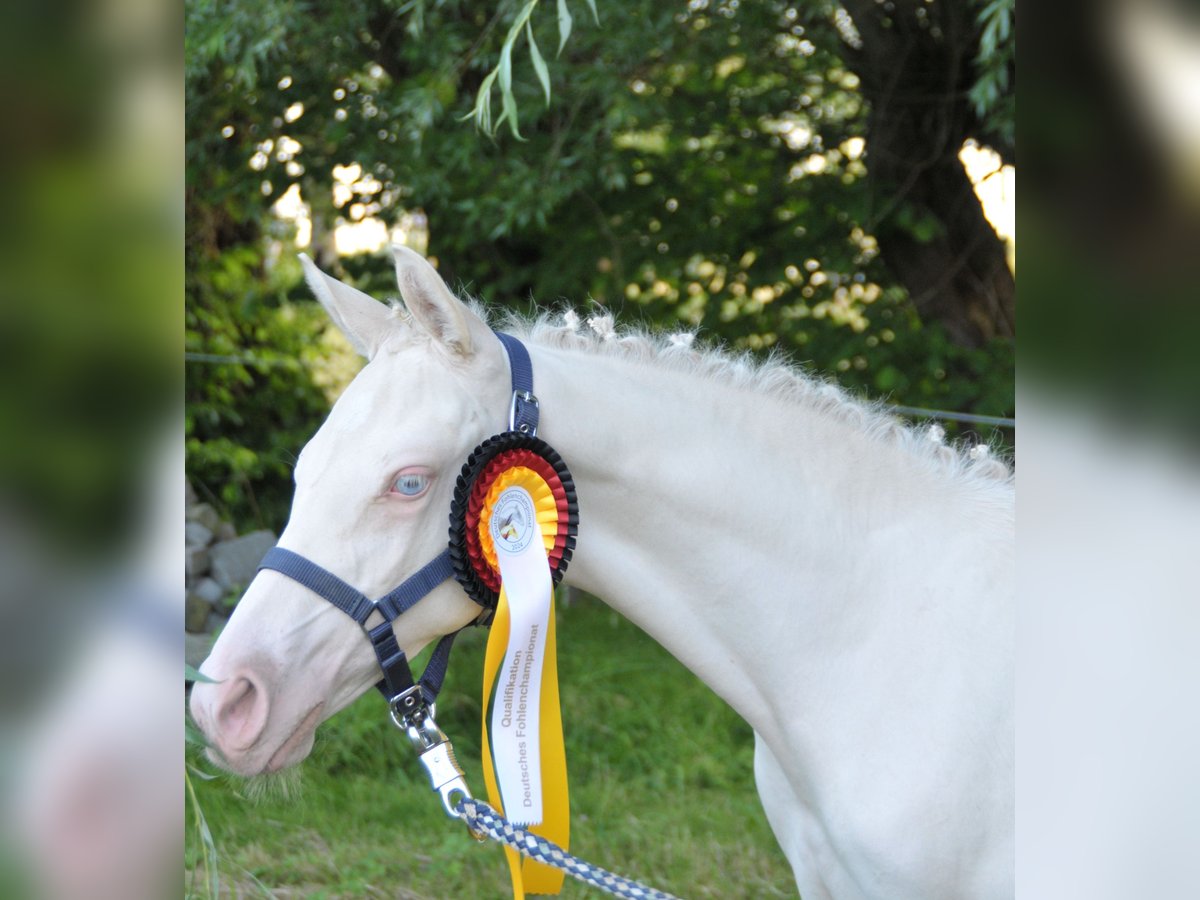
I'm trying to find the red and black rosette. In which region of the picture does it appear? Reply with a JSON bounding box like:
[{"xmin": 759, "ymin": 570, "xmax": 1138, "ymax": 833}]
[{"xmin": 448, "ymin": 432, "xmax": 578, "ymax": 619}]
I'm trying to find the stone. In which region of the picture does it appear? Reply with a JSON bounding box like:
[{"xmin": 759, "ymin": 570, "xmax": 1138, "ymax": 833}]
[
  {"xmin": 186, "ymin": 632, "xmax": 214, "ymax": 670},
  {"xmin": 215, "ymin": 520, "xmax": 237, "ymax": 542},
  {"xmin": 185, "ymin": 521, "xmax": 213, "ymax": 548},
  {"xmin": 192, "ymin": 577, "xmax": 224, "ymax": 605},
  {"xmin": 186, "ymin": 594, "xmax": 212, "ymax": 633},
  {"xmin": 186, "ymin": 545, "xmax": 210, "ymax": 579},
  {"xmin": 187, "ymin": 502, "xmax": 222, "ymax": 533},
  {"xmin": 209, "ymin": 529, "xmax": 276, "ymax": 591},
  {"xmin": 205, "ymin": 609, "xmax": 230, "ymax": 634},
  {"xmin": 186, "ymin": 480, "xmax": 198, "ymax": 506}
]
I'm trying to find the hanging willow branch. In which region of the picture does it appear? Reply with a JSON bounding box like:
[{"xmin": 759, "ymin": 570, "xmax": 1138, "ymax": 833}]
[
  {"xmin": 969, "ymin": 0, "xmax": 1014, "ymax": 149},
  {"xmin": 463, "ymin": 0, "xmax": 599, "ymax": 139}
]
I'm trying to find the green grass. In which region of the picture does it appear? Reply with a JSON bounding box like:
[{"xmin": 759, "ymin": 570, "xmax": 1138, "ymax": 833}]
[{"xmin": 186, "ymin": 597, "xmax": 795, "ymax": 898}]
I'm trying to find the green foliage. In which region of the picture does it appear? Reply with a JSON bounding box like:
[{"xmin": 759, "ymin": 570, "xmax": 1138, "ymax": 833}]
[
  {"xmin": 186, "ymin": 249, "xmax": 334, "ymax": 530},
  {"xmin": 465, "ymin": 0, "xmax": 600, "ymax": 137},
  {"xmin": 185, "ymin": 663, "xmax": 218, "ymax": 685},
  {"xmin": 185, "ymin": 764, "xmax": 221, "ymax": 900},
  {"xmin": 185, "ymin": 0, "xmax": 1014, "ymax": 533},
  {"xmin": 971, "ymin": 0, "xmax": 1015, "ymax": 149},
  {"xmin": 184, "ymin": 598, "xmax": 795, "ymax": 897}
]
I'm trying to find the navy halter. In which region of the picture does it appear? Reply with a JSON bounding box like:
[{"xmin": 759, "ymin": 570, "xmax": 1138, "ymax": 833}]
[{"xmin": 256, "ymin": 332, "xmax": 539, "ymax": 715}]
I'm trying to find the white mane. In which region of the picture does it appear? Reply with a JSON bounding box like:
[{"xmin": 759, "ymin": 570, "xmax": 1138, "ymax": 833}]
[{"xmin": 473, "ymin": 303, "xmax": 1013, "ymax": 487}]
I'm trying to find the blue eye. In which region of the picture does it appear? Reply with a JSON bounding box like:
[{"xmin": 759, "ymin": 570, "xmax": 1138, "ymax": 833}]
[{"xmin": 392, "ymin": 473, "xmax": 430, "ymax": 497}]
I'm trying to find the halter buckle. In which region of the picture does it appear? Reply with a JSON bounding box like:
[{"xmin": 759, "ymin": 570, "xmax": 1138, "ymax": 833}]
[{"xmin": 508, "ymin": 389, "xmax": 539, "ymax": 436}]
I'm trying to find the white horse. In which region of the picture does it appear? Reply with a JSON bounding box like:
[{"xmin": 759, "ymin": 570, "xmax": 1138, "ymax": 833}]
[{"xmin": 190, "ymin": 244, "xmax": 1013, "ymax": 899}]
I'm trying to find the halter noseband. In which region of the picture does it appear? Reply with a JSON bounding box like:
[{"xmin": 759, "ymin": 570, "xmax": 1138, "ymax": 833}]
[{"xmin": 255, "ymin": 332, "xmax": 541, "ymax": 721}]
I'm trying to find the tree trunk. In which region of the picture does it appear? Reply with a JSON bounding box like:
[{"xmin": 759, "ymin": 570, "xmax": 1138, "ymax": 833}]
[{"xmin": 839, "ymin": 0, "xmax": 1015, "ymax": 348}]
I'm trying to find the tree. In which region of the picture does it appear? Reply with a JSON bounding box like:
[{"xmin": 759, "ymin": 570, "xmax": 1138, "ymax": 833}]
[
  {"xmin": 834, "ymin": 0, "xmax": 1014, "ymax": 348},
  {"xmin": 458, "ymin": 0, "xmax": 1015, "ymax": 348},
  {"xmin": 185, "ymin": 0, "xmax": 1014, "ymax": 529}
]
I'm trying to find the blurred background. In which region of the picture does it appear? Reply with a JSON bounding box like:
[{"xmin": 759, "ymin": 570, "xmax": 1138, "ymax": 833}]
[
  {"xmin": 0, "ymin": 0, "xmax": 182, "ymax": 898},
  {"xmin": 1021, "ymin": 2, "xmax": 1200, "ymax": 897},
  {"xmin": 0, "ymin": 0, "xmax": 1197, "ymax": 895}
]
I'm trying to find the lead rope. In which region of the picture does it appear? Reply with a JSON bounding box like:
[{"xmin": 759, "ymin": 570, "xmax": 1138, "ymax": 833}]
[
  {"xmin": 398, "ymin": 690, "xmax": 681, "ymax": 899},
  {"xmin": 455, "ymin": 797, "xmax": 682, "ymax": 900},
  {"xmin": 397, "ymin": 689, "xmax": 681, "ymax": 899}
]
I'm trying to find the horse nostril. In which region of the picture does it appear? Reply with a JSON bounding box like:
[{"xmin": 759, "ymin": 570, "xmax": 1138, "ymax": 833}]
[{"xmin": 214, "ymin": 674, "xmax": 269, "ymax": 752}]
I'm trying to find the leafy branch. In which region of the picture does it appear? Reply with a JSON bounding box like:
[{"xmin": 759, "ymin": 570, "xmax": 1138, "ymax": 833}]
[
  {"xmin": 969, "ymin": 0, "xmax": 1014, "ymax": 148},
  {"xmin": 465, "ymin": 0, "xmax": 599, "ymax": 139}
]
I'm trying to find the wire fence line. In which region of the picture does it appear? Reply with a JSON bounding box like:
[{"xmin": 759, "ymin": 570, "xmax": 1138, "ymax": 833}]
[
  {"xmin": 887, "ymin": 405, "xmax": 1015, "ymax": 428},
  {"xmin": 186, "ymin": 352, "xmax": 297, "ymax": 367},
  {"xmin": 185, "ymin": 353, "xmax": 1015, "ymax": 428}
]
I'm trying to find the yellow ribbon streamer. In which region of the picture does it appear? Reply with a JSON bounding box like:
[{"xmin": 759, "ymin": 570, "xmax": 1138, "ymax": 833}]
[{"xmin": 479, "ymin": 467, "xmax": 570, "ymax": 898}]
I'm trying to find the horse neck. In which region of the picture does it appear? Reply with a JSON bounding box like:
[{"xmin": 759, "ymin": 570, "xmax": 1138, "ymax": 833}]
[{"xmin": 528, "ymin": 341, "xmax": 997, "ymax": 735}]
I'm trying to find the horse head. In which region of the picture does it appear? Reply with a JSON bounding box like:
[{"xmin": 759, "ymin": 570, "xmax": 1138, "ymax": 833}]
[{"xmin": 190, "ymin": 245, "xmax": 510, "ymax": 776}]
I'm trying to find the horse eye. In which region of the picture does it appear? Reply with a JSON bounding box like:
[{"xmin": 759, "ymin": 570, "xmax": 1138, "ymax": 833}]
[{"xmin": 391, "ymin": 472, "xmax": 429, "ymax": 497}]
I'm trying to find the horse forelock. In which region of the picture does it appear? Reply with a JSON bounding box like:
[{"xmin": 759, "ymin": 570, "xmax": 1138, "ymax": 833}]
[{"xmin": 452, "ymin": 299, "xmax": 1013, "ymax": 489}]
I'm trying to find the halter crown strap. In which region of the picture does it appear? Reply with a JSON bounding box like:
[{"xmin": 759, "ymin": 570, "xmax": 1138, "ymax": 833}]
[{"xmin": 495, "ymin": 331, "xmax": 539, "ymax": 436}]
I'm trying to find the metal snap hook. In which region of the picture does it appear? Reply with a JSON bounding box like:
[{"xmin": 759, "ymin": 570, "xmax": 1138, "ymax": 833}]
[{"xmin": 389, "ymin": 686, "xmax": 479, "ymax": 834}]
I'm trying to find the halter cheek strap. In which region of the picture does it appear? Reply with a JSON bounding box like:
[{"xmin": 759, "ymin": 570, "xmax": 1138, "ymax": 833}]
[{"xmin": 255, "ymin": 331, "xmax": 536, "ymax": 710}]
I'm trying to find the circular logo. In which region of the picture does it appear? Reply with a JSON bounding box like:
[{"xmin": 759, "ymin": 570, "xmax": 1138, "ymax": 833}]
[{"xmin": 489, "ymin": 487, "xmax": 536, "ymax": 554}]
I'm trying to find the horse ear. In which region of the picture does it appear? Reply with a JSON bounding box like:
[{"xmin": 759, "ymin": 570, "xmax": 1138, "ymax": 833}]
[
  {"xmin": 391, "ymin": 243, "xmax": 478, "ymax": 358},
  {"xmin": 299, "ymin": 253, "xmax": 394, "ymax": 359}
]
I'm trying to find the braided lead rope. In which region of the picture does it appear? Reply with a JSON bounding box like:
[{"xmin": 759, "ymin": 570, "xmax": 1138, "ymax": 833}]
[{"xmin": 457, "ymin": 798, "xmax": 683, "ymax": 900}]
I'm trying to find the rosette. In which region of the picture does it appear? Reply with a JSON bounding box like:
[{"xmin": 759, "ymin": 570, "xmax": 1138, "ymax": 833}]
[{"xmin": 448, "ymin": 432, "xmax": 579, "ymax": 616}]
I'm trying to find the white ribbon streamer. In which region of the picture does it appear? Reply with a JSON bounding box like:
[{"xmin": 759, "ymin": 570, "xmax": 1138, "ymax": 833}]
[{"xmin": 489, "ymin": 486, "xmax": 553, "ymax": 826}]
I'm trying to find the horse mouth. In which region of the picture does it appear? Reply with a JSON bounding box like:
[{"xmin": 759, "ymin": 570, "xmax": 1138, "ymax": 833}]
[{"xmin": 265, "ymin": 701, "xmax": 325, "ymax": 773}]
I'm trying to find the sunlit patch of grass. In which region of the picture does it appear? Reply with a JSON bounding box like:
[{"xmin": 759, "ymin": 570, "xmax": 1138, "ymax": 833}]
[{"xmin": 185, "ymin": 597, "xmax": 795, "ymax": 898}]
